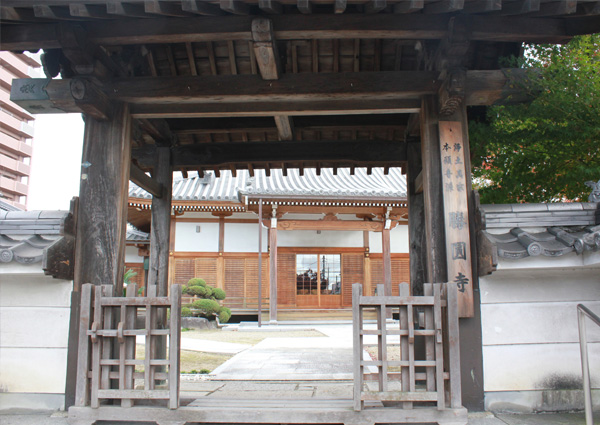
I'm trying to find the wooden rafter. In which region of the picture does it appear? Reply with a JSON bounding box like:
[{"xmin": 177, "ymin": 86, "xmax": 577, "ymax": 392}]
[{"xmin": 3, "ymin": 14, "xmax": 591, "ymax": 51}]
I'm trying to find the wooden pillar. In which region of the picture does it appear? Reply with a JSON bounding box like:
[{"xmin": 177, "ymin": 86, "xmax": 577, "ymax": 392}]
[
  {"xmin": 269, "ymin": 213, "xmax": 278, "ymax": 323},
  {"xmin": 147, "ymin": 147, "xmax": 173, "ymax": 297},
  {"xmin": 68, "ymin": 102, "xmax": 132, "ymax": 408},
  {"xmin": 167, "ymin": 216, "xmax": 176, "ymax": 287},
  {"xmin": 74, "ymin": 102, "xmax": 132, "ymax": 292},
  {"xmin": 419, "ymin": 95, "xmax": 447, "ymax": 284},
  {"xmin": 217, "ymin": 215, "xmax": 225, "ymax": 289},
  {"xmin": 362, "ymin": 229, "xmax": 371, "ymax": 296},
  {"xmin": 382, "ymin": 228, "xmax": 392, "ymax": 297},
  {"xmin": 407, "ymin": 142, "xmax": 426, "ymax": 295}
]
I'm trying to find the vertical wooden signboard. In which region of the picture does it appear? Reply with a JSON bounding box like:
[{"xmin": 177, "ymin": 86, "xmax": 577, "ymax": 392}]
[{"xmin": 439, "ymin": 121, "xmax": 474, "ymax": 318}]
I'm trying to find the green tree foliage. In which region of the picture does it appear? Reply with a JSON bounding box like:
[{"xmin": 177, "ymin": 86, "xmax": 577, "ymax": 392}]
[{"xmin": 470, "ymin": 34, "xmax": 600, "ymax": 203}]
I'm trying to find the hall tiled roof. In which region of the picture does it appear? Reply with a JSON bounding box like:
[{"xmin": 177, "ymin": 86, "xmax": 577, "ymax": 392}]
[
  {"xmin": 129, "ymin": 167, "xmax": 407, "ymax": 203},
  {"xmin": 480, "ymin": 203, "xmax": 600, "ymax": 260}
]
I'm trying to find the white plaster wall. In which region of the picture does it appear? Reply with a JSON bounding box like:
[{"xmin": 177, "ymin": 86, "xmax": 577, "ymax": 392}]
[
  {"xmin": 125, "ymin": 245, "xmax": 144, "ymax": 263},
  {"xmin": 0, "ymin": 268, "xmax": 72, "ymax": 410},
  {"xmin": 278, "ymin": 230, "xmax": 363, "ymax": 248},
  {"xmin": 224, "ymin": 223, "xmax": 268, "ymax": 252},
  {"xmin": 175, "ymin": 221, "xmax": 219, "ymax": 252},
  {"xmin": 480, "ymin": 262, "xmax": 600, "ymax": 412},
  {"xmin": 368, "ymin": 225, "xmax": 409, "ymax": 253}
]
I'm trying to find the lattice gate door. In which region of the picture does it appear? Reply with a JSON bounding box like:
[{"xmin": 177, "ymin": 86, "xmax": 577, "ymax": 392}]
[
  {"xmin": 353, "ymin": 282, "xmax": 462, "ymax": 412},
  {"xmin": 74, "ymin": 283, "xmax": 182, "ymax": 409}
]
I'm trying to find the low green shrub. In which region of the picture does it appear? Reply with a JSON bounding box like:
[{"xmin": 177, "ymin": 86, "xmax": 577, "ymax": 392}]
[
  {"xmin": 212, "ymin": 287, "xmax": 226, "ymax": 300},
  {"xmin": 186, "ymin": 285, "xmax": 209, "ymax": 297},
  {"xmin": 187, "ymin": 278, "xmax": 207, "ymax": 287},
  {"xmin": 218, "ymin": 307, "xmax": 231, "ymax": 323},
  {"xmin": 181, "ymin": 307, "xmax": 193, "ymax": 317},
  {"xmin": 192, "ymin": 299, "xmax": 220, "ymax": 316}
]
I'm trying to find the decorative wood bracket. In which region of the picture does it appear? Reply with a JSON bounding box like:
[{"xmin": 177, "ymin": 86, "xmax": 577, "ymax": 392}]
[
  {"xmin": 43, "ymin": 197, "xmax": 78, "ymax": 280},
  {"xmin": 439, "ymin": 69, "xmax": 466, "ymax": 116}
]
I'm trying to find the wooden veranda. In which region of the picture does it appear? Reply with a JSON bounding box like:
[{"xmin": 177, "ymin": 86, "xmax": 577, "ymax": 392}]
[{"xmin": 2, "ymin": 1, "xmax": 599, "ymax": 423}]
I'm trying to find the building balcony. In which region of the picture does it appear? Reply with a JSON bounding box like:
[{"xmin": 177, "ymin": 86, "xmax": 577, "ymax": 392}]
[
  {"xmin": 0, "ymin": 154, "xmax": 30, "ymax": 177},
  {"xmin": 0, "ymin": 110, "xmax": 34, "ymax": 139},
  {"xmin": 0, "ymin": 132, "xmax": 32, "ymax": 158},
  {"xmin": 0, "ymin": 175, "xmax": 28, "ymax": 196}
]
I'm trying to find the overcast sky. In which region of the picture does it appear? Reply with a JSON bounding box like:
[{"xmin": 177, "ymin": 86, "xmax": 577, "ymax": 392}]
[{"xmin": 27, "ymin": 113, "xmax": 84, "ymax": 211}]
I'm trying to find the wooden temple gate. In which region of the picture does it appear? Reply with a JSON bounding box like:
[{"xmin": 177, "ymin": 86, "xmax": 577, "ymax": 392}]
[{"xmin": 2, "ymin": 1, "xmax": 599, "ymax": 424}]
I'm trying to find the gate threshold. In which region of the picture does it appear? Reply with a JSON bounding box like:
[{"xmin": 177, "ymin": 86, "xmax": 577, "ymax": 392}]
[{"xmin": 68, "ymin": 398, "xmax": 468, "ymax": 425}]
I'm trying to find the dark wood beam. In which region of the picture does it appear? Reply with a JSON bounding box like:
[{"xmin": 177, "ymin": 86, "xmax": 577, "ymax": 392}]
[
  {"xmin": 365, "ymin": 0, "xmax": 387, "ymax": 14},
  {"xmin": 394, "ymin": 0, "xmax": 424, "ymax": 13},
  {"xmin": 463, "ymin": 0, "xmax": 501, "ymax": 13},
  {"xmin": 181, "ymin": 0, "xmax": 225, "ymax": 16},
  {"xmin": 130, "ymin": 162, "xmax": 164, "ymax": 199},
  {"xmin": 167, "ymin": 114, "xmax": 407, "ymax": 134},
  {"xmin": 259, "ymin": 0, "xmax": 283, "ymax": 14},
  {"xmin": 298, "ymin": 0, "xmax": 313, "ymax": 14},
  {"xmin": 137, "ymin": 118, "xmax": 175, "ymax": 146},
  {"xmin": 130, "ymin": 99, "xmax": 422, "ymax": 118},
  {"xmin": 11, "ymin": 69, "xmax": 532, "ymax": 118},
  {"xmin": 220, "ymin": 0, "xmax": 250, "ymax": 15},
  {"xmin": 424, "ymin": 0, "xmax": 465, "ymax": 14},
  {"xmin": 528, "ymin": 1, "xmax": 577, "ymax": 17},
  {"xmin": 144, "ymin": 1, "xmax": 194, "ymax": 17},
  {"xmin": 501, "ymin": 0, "xmax": 540, "ymax": 15},
  {"xmin": 106, "ymin": 71, "xmax": 441, "ymax": 103},
  {"xmin": 68, "ymin": 4, "xmax": 111, "ymax": 19},
  {"xmin": 1, "ymin": 14, "xmax": 580, "ymax": 51},
  {"xmin": 132, "ymin": 139, "xmax": 408, "ymax": 170}
]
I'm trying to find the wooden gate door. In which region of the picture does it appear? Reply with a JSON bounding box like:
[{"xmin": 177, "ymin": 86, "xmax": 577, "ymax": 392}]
[
  {"xmin": 353, "ymin": 282, "xmax": 465, "ymax": 423},
  {"xmin": 74, "ymin": 283, "xmax": 182, "ymax": 410}
]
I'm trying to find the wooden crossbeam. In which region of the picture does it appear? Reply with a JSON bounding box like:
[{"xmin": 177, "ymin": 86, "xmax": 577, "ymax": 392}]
[
  {"xmin": 10, "ymin": 69, "xmax": 532, "ymax": 119},
  {"xmin": 2, "ymin": 14, "xmax": 583, "ymax": 51},
  {"xmin": 129, "ymin": 163, "xmax": 164, "ymax": 198},
  {"xmin": 132, "ymin": 139, "xmax": 408, "ymax": 170},
  {"xmin": 167, "ymin": 115, "xmax": 406, "ymax": 134}
]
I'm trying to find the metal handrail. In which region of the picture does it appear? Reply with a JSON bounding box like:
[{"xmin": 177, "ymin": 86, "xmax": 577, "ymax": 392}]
[{"xmin": 578, "ymin": 304, "xmax": 600, "ymax": 425}]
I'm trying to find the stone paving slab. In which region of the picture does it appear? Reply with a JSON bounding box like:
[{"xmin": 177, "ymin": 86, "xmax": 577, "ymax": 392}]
[{"xmin": 211, "ymin": 345, "xmax": 353, "ymax": 380}]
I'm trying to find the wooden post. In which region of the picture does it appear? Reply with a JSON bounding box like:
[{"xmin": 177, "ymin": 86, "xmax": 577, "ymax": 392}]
[
  {"xmin": 146, "ymin": 146, "xmax": 172, "ymax": 379},
  {"xmin": 217, "ymin": 215, "xmax": 225, "ymax": 289},
  {"xmin": 382, "ymin": 228, "xmax": 392, "ymax": 297},
  {"xmin": 269, "ymin": 210, "xmax": 278, "ymax": 323},
  {"xmin": 74, "ymin": 102, "xmax": 132, "ymax": 293},
  {"xmin": 407, "ymin": 142, "xmax": 426, "ymax": 296},
  {"xmin": 147, "ymin": 146, "xmax": 173, "ymax": 297},
  {"xmin": 419, "ymin": 95, "xmax": 447, "ymax": 284},
  {"xmin": 362, "ymin": 228, "xmax": 371, "ymax": 296},
  {"xmin": 258, "ymin": 199, "xmax": 263, "ymax": 327}
]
